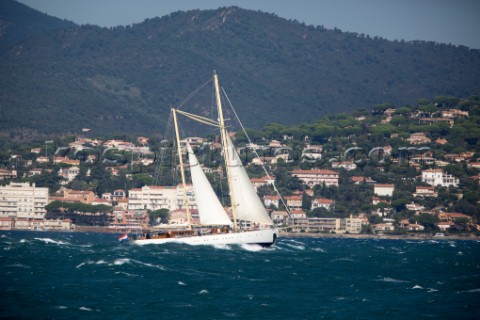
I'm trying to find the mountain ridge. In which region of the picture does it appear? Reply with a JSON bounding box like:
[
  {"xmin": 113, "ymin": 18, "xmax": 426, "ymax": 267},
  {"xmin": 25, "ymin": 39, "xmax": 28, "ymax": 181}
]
[{"xmin": 1, "ymin": 3, "xmax": 479, "ymax": 136}]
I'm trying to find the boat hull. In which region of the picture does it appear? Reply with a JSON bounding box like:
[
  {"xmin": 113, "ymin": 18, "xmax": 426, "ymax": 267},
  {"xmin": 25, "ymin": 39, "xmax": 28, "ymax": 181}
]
[{"xmin": 132, "ymin": 228, "xmax": 277, "ymax": 247}]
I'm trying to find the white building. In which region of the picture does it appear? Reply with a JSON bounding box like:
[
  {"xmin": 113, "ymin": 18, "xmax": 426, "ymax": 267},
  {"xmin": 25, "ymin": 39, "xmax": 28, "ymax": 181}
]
[
  {"xmin": 421, "ymin": 169, "xmax": 459, "ymax": 187},
  {"xmin": 290, "ymin": 169, "xmax": 339, "ymax": 187},
  {"xmin": 0, "ymin": 182, "xmax": 49, "ymax": 219},
  {"xmin": 58, "ymin": 166, "xmax": 80, "ymax": 182},
  {"xmin": 128, "ymin": 185, "xmax": 197, "ymax": 212},
  {"xmin": 374, "ymin": 184, "xmax": 394, "ymax": 197},
  {"xmin": 311, "ymin": 198, "xmax": 334, "ymax": 210}
]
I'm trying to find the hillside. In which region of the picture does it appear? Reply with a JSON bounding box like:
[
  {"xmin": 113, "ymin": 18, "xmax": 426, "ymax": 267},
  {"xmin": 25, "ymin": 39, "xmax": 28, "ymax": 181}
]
[
  {"xmin": 0, "ymin": 0, "xmax": 76, "ymax": 52},
  {"xmin": 0, "ymin": 4, "xmax": 479, "ymax": 137}
]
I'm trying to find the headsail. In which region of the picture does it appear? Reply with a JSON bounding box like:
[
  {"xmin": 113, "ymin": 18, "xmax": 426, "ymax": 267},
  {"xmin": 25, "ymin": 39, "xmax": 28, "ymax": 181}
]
[
  {"xmin": 187, "ymin": 143, "xmax": 233, "ymax": 226},
  {"xmin": 225, "ymin": 135, "xmax": 274, "ymax": 226}
]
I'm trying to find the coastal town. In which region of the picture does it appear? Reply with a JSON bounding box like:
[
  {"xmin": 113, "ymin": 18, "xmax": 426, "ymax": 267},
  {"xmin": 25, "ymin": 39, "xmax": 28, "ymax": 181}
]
[{"xmin": 0, "ymin": 99, "xmax": 479, "ymax": 238}]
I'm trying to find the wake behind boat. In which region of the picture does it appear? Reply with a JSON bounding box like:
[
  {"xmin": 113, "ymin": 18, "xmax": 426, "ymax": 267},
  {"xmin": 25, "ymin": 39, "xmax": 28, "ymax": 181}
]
[{"xmin": 132, "ymin": 72, "xmax": 279, "ymax": 246}]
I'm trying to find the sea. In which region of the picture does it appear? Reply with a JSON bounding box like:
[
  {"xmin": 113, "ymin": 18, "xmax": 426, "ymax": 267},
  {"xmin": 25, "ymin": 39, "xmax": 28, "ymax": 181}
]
[{"xmin": 1, "ymin": 231, "xmax": 479, "ymax": 320}]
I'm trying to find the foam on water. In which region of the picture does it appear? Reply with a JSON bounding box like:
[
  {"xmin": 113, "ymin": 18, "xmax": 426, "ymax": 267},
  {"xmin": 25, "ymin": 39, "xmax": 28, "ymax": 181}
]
[
  {"xmin": 34, "ymin": 237, "xmax": 70, "ymax": 245},
  {"xmin": 375, "ymin": 277, "xmax": 409, "ymax": 283},
  {"xmin": 240, "ymin": 243, "xmax": 265, "ymax": 252}
]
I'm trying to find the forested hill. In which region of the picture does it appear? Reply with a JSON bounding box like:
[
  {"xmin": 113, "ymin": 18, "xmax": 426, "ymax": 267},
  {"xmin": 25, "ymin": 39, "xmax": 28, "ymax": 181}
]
[
  {"xmin": 1, "ymin": 3, "xmax": 479, "ymax": 137},
  {"xmin": 0, "ymin": 0, "xmax": 76, "ymax": 52}
]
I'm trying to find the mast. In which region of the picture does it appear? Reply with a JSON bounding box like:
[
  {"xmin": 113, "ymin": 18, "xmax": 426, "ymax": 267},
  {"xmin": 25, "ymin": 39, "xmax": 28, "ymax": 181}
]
[
  {"xmin": 172, "ymin": 108, "xmax": 191, "ymax": 228},
  {"xmin": 214, "ymin": 71, "xmax": 238, "ymax": 231}
]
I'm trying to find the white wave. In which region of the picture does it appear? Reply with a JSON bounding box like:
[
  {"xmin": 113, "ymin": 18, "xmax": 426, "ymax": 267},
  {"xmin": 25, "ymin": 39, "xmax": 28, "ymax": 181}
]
[
  {"xmin": 55, "ymin": 306, "xmax": 68, "ymax": 310},
  {"xmin": 178, "ymin": 281, "xmax": 187, "ymax": 286},
  {"xmin": 412, "ymin": 285, "xmax": 424, "ymax": 289},
  {"xmin": 95, "ymin": 260, "xmax": 107, "ymax": 265},
  {"xmin": 427, "ymin": 288, "xmax": 438, "ymax": 293},
  {"xmin": 240, "ymin": 243, "xmax": 265, "ymax": 252},
  {"xmin": 19, "ymin": 239, "xmax": 29, "ymax": 243},
  {"xmin": 466, "ymin": 288, "xmax": 480, "ymax": 293},
  {"xmin": 113, "ymin": 258, "xmax": 131, "ymax": 265},
  {"xmin": 7, "ymin": 263, "xmax": 30, "ymax": 269},
  {"xmin": 76, "ymin": 260, "xmax": 94, "ymax": 269},
  {"xmin": 212, "ymin": 244, "xmax": 231, "ymax": 250},
  {"xmin": 79, "ymin": 307, "xmax": 92, "ymax": 311},
  {"xmin": 199, "ymin": 289, "xmax": 209, "ymax": 295},
  {"xmin": 457, "ymin": 251, "xmax": 463, "ymax": 256},
  {"xmin": 1, "ymin": 234, "xmax": 7, "ymax": 238},
  {"xmin": 133, "ymin": 260, "xmax": 165, "ymax": 270},
  {"xmin": 376, "ymin": 277, "xmax": 409, "ymax": 283},
  {"xmin": 284, "ymin": 243, "xmax": 305, "ymax": 250},
  {"xmin": 34, "ymin": 238, "xmax": 70, "ymax": 245},
  {"xmin": 114, "ymin": 271, "xmax": 140, "ymax": 277},
  {"xmin": 312, "ymin": 247, "xmax": 326, "ymax": 252},
  {"xmin": 448, "ymin": 241, "xmax": 456, "ymax": 247}
]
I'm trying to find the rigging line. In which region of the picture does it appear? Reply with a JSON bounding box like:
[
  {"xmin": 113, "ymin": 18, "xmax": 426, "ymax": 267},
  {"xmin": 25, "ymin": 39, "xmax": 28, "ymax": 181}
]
[
  {"xmin": 221, "ymin": 86, "xmax": 292, "ymax": 218},
  {"xmin": 153, "ymin": 110, "xmax": 174, "ymax": 185},
  {"xmin": 176, "ymin": 77, "xmax": 213, "ymax": 111},
  {"xmin": 175, "ymin": 109, "xmax": 220, "ymax": 127}
]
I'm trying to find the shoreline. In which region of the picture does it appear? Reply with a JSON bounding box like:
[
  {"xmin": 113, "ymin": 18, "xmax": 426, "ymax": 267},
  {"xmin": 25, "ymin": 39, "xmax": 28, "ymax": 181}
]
[
  {"xmin": 3, "ymin": 226, "xmax": 478, "ymax": 241},
  {"xmin": 281, "ymin": 231, "xmax": 480, "ymax": 241}
]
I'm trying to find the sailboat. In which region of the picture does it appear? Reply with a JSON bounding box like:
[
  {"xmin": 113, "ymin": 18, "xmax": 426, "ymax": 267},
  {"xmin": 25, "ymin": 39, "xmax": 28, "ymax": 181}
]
[{"xmin": 132, "ymin": 72, "xmax": 278, "ymax": 246}]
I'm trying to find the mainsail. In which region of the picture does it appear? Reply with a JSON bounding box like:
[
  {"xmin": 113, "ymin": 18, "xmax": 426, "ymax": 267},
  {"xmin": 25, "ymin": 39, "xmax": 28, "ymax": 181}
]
[
  {"xmin": 187, "ymin": 143, "xmax": 233, "ymax": 226},
  {"xmin": 225, "ymin": 135, "xmax": 274, "ymax": 226}
]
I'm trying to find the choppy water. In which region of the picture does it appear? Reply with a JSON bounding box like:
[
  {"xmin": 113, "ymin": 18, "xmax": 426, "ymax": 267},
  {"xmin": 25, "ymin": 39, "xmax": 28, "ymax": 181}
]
[{"xmin": 1, "ymin": 231, "xmax": 479, "ymax": 319}]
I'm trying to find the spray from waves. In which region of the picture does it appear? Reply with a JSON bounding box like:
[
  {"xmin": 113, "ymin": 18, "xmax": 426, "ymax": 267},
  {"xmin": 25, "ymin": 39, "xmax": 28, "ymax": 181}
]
[
  {"xmin": 212, "ymin": 244, "xmax": 232, "ymax": 250},
  {"xmin": 34, "ymin": 238, "xmax": 70, "ymax": 245},
  {"xmin": 76, "ymin": 258, "xmax": 165, "ymax": 270},
  {"xmin": 375, "ymin": 277, "xmax": 409, "ymax": 283},
  {"xmin": 240, "ymin": 243, "xmax": 266, "ymax": 252}
]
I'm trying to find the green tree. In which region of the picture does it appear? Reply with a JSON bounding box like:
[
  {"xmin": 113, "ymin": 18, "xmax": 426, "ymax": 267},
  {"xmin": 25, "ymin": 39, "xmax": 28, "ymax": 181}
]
[{"xmin": 149, "ymin": 208, "xmax": 169, "ymax": 225}]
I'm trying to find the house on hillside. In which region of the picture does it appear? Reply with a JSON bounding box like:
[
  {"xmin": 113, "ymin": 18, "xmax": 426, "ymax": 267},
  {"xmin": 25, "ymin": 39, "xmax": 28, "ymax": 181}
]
[{"xmin": 290, "ymin": 169, "xmax": 339, "ymax": 187}]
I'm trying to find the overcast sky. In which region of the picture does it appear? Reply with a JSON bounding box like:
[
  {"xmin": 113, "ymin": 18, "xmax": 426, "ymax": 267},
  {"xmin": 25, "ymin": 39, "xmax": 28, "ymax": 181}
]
[{"xmin": 17, "ymin": 0, "xmax": 480, "ymax": 49}]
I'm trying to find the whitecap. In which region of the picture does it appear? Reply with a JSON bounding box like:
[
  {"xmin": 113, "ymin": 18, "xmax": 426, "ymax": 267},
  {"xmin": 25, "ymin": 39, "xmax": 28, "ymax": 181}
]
[
  {"xmin": 55, "ymin": 306, "xmax": 68, "ymax": 310},
  {"xmin": 76, "ymin": 260, "xmax": 94, "ymax": 269},
  {"xmin": 34, "ymin": 238, "xmax": 70, "ymax": 245},
  {"xmin": 134, "ymin": 260, "xmax": 165, "ymax": 270},
  {"xmin": 466, "ymin": 288, "xmax": 480, "ymax": 293},
  {"xmin": 96, "ymin": 260, "xmax": 107, "ymax": 265},
  {"xmin": 312, "ymin": 247, "xmax": 326, "ymax": 252},
  {"xmin": 427, "ymin": 288, "xmax": 438, "ymax": 293},
  {"xmin": 178, "ymin": 281, "xmax": 187, "ymax": 286},
  {"xmin": 457, "ymin": 251, "xmax": 463, "ymax": 256},
  {"xmin": 114, "ymin": 271, "xmax": 140, "ymax": 277},
  {"xmin": 19, "ymin": 239, "xmax": 29, "ymax": 243},
  {"xmin": 8, "ymin": 263, "xmax": 30, "ymax": 269},
  {"xmin": 113, "ymin": 258, "xmax": 131, "ymax": 265},
  {"xmin": 79, "ymin": 307, "xmax": 92, "ymax": 311},
  {"xmin": 240, "ymin": 244, "xmax": 264, "ymax": 252},
  {"xmin": 376, "ymin": 277, "xmax": 409, "ymax": 283},
  {"xmin": 212, "ymin": 244, "xmax": 231, "ymax": 250},
  {"xmin": 285, "ymin": 243, "xmax": 305, "ymax": 250},
  {"xmin": 412, "ymin": 285, "xmax": 424, "ymax": 289},
  {"xmin": 199, "ymin": 289, "xmax": 209, "ymax": 295}
]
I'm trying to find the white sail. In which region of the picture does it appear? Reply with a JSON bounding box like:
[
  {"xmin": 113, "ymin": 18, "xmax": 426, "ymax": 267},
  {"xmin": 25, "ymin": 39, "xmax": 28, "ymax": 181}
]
[
  {"xmin": 187, "ymin": 143, "xmax": 233, "ymax": 226},
  {"xmin": 225, "ymin": 135, "xmax": 274, "ymax": 226}
]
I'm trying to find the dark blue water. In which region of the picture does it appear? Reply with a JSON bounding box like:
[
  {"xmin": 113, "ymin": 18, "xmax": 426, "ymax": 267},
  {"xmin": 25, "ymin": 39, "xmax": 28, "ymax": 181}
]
[{"xmin": 1, "ymin": 231, "xmax": 479, "ymax": 319}]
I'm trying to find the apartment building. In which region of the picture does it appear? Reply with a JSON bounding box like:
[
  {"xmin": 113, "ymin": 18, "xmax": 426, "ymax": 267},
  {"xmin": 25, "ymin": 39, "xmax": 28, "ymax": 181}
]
[{"xmin": 0, "ymin": 182, "xmax": 48, "ymax": 219}]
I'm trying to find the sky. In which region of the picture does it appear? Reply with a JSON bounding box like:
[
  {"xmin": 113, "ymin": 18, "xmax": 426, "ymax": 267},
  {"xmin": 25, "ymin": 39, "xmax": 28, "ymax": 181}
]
[{"xmin": 17, "ymin": 0, "xmax": 480, "ymax": 49}]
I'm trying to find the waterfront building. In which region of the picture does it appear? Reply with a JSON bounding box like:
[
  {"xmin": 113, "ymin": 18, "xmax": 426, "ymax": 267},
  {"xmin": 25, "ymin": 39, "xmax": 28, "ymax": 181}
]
[
  {"xmin": 128, "ymin": 185, "xmax": 197, "ymax": 212},
  {"xmin": 0, "ymin": 182, "xmax": 48, "ymax": 219}
]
